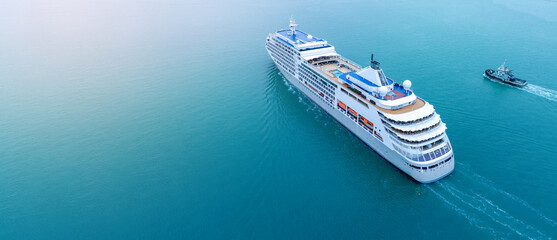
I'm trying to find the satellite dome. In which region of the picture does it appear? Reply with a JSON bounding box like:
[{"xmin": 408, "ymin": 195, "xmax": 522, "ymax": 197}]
[
  {"xmin": 378, "ymin": 86, "xmax": 389, "ymax": 97},
  {"xmin": 308, "ymin": 34, "xmax": 313, "ymax": 39},
  {"xmin": 403, "ymin": 80, "xmax": 412, "ymax": 90}
]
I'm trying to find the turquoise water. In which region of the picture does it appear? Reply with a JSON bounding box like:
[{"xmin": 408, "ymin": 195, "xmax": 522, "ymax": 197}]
[{"xmin": 1, "ymin": 0, "xmax": 557, "ymax": 239}]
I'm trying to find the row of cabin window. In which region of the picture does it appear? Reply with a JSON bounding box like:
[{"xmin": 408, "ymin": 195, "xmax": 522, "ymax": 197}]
[
  {"xmin": 275, "ymin": 58, "xmax": 294, "ymax": 75},
  {"xmin": 307, "ymin": 77, "xmax": 334, "ymax": 100},
  {"xmin": 299, "ymin": 68, "xmax": 335, "ymax": 99},
  {"xmin": 395, "ymin": 135, "xmax": 444, "ymax": 151},
  {"xmin": 268, "ymin": 40, "xmax": 293, "ymax": 60},
  {"xmin": 378, "ymin": 112, "xmax": 436, "ymax": 126},
  {"xmin": 386, "ymin": 127, "xmax": 445, "ymax": 146},
  {"xmin": 389, "ymin": 131, "xmax": 444, "ymax": 151},
  {"xmin": 393, "ymin": 140, "xmax": 451, "ymax": 162},
  {"xmin": 299, "ymin": 66, "xmax": 336, "ymax": 97},
  {"xmin": 268, "ymin": 49, "xmax": 293, "ymax": 69},
  {"xmin": 267, "ymin": 44, "xmax": 295, "ymax": 68},
  {"xmin": 276, "ymin": 61, "xmax": 295, "ymax": 76},
  {"xmin": 389, "ymin": 121, "xmax": 441, "ymax": 136},
  {"xmin": 273, "ymin": 38, "xmax": 297, "ymax": 57},
  {"xmin": 301, "ymin": 75, "xmax": 334, "ymax": 100},
  {"xmin": 381, "ymin": 119, "xmax": 440, "ymax": 146},
  {"xmin": 421, "ymin": 138, "xmax": 445, "ymax": 151},
  {"xmin": 300, "ymin": 63, "xmax": 337, "ymax": 92},
  {"xmin": 311, "ymin": 78, "xmax": 332, "ymax": 99},
  {"xmin": 271, "ymin": 54, "xmax": 295, "ymax": 76},
  {"xmin": 268, "ymin": 48, "xmax": 296, "ymax": 75},
  {"xmin": 339, "ymin": 88, "xmax": 369, "ymax": 108},
  {"xmin": 408, "ymin": 157, "xmax": 452, "ymax": 170},
  {"xmin": 267, "ymin": 42, "xmax": 295, "ymax": 65},
  {"xmin": 303, "ymin": 80, "xmax": 335, "ymax": 108},
  {"xmin": 299, "ymin": 64, "xmax": 339, "ymax": 95}
]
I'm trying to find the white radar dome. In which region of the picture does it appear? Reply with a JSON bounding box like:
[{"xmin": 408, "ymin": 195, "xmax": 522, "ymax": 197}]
[
  {"xmin": 403, "ymin": 80, "xmax": 412, "ymax": 90},
  {"xmin": 308, "ymin": 34, "xmax": 313, "ymax": 39},
  {"xmin": 378, "ymin": 86, "xmax": 389, "ymax": 97}
]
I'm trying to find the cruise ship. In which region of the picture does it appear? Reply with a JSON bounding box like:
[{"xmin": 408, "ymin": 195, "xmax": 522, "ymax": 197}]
[{"xmin": 265, "ymin": 19, "xmax": 454, "ymax": 183}]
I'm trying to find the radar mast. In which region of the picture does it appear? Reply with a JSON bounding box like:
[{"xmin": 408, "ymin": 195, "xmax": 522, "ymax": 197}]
[{"xmin": 289, "ymin": 17, "xmax": 298, "ymax": 36}]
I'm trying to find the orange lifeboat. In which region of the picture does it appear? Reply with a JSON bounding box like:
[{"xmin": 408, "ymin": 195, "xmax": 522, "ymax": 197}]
[
  {"xmin": 338, "ymin": 101, "xmax": 346, "ymax": 110},
  {"xmin": 359, "ymin": 116, "xmax": 374, "ymax": 127},
  {"xmin": 348, "ymin": 107, "xmax": 358, "ymax": 116}
]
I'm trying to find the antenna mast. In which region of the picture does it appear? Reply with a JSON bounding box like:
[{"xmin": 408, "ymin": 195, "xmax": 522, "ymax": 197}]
[{"xmin": 289, "ymin": 17, "xmax": 298, "ymax": 35}]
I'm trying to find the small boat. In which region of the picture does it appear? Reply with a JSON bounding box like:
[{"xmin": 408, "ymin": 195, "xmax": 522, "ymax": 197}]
[{"xmin": 484, "ymin": 60, "xmax": 528, "ymax": 87}]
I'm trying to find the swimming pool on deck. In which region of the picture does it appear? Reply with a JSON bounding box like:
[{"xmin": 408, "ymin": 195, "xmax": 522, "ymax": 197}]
[{"xmin": 330, "ymin": 69, "xmax": 343, "ymax": 77}]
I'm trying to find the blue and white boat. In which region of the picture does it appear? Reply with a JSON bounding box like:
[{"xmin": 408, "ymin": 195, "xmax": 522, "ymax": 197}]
[
  {"xmin": 265, "ymin": 19, "xmax": 454, "ymax": 183},
  {"xmin": 484, "ymin": 60, "xmax": 528, "ymax": 87}
]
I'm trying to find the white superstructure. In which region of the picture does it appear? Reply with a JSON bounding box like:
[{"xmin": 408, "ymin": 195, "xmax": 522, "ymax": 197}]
[{"xmin": 265, "ymin": 19, "xmax": 454, "ymax": 183}]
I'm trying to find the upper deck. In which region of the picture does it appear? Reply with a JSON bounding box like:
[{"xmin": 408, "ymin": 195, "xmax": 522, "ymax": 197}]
[
  {"xmin": 275, "ymin": 30, "xmax": 331, "ymax": 51},
  {"xmin": 306, "ymin": 55, "xmax": 425, "ymax": 114},
  {"xmin": 277, "ymin": 30, "xmax": 324, "ymax": 44}
]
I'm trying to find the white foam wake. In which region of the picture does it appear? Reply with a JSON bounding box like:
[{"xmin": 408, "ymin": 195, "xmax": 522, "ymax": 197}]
[
  {"xmin": 471, "ymin": 173, "xmax": 557, "ymax": 228},
  {"xmin": 440, "ymin": 182, "xmax": 547, "ymax": 239},
  {"xmin": 428, "ymin": 179, "xmax": 553, "ymax": 239},
  {"xmin": 427, "ymin": 185, "xmax": 501, "ymax": 238},
  {"xmin": 521, "ymin": 84, "xmax": 557, "ymax": 102}
]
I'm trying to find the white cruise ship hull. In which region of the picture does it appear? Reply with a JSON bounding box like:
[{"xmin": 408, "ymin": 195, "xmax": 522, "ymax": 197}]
[
  {"xmin": 272, "ymin": 63, "xmax": 454, "ymax": 183},
  {"xmin": 265, "ymin": 22, "xmax": 453, "ymax": 183}
]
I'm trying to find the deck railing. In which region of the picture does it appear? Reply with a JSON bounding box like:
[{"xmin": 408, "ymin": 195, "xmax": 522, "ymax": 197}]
[{"xmin": 339, "ymin": 56, "xmax": 362, "ymax": 69}]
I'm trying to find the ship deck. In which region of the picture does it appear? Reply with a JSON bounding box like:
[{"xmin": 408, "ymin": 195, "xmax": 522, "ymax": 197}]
[{"xmin": 307, "ymin": 57, "xmax": 425, "ymax": 114}]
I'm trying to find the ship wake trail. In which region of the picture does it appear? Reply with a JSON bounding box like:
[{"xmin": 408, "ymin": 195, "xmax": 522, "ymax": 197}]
[
  {"xmin": 470, "ymin": 173, "xmax": 557, "ymax": 229},
  {"xmin": 426, "ymin": 186, "xmax": 500, "ymax": 238},
  {"xmin": 521, "ymin": 84, "xmax": 557, "ymax": 102},
  {"xmin": 428, "ymin": 179, "xmax": 553, "ymax": 239}
]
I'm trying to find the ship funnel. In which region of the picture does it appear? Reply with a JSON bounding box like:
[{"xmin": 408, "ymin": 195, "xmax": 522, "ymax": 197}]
[{"xmin": 370, "ymin": 53, "xmax": 381, "ymax": 70}]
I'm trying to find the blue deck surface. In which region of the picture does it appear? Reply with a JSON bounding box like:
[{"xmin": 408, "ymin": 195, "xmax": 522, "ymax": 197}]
[
  {"xmin": 393, "ymin": 82, "xmax": 412, "ymax": 95},
  {"xmin": 386, "ymin": 78, "xmax": 394, "ymax": 85},
  {"xmin": 339, "ymin": 74, "xmax": 411, "ymax": 97},
  {"xmin": 277, "ymin": 30, "xmax": 324, "ymax": 44},
  {"xmin": 339, "ymin": 72, "xmax": 379, "ymax": 88}
]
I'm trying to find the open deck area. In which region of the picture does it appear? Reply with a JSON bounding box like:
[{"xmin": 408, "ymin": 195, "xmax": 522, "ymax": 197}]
[
  {"xmin": 277, "ymin": 30, "xmax": 324, "ymax": 44},
  {"xmin": 307, "ymin": 56, "xmax": 425, "ymax": 114}
]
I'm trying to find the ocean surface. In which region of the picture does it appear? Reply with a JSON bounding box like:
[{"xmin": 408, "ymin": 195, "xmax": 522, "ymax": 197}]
[{"xmin": 1, "ymin": 0, "xmax": 557, "ymax": 239}]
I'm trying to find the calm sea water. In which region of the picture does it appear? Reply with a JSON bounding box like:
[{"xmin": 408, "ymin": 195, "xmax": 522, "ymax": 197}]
[{"xmin": 1, "ymin": 0, "xmax": 557, "ymax": 239}]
